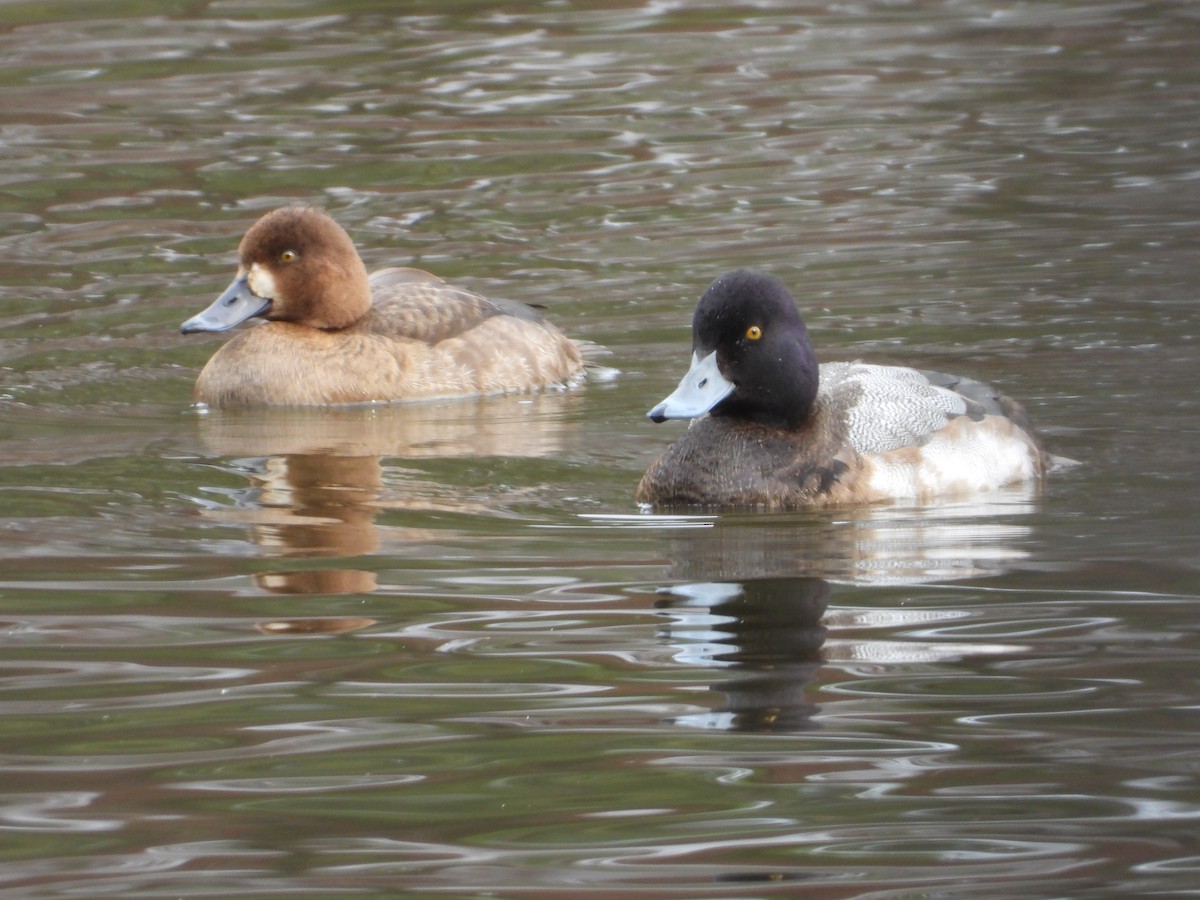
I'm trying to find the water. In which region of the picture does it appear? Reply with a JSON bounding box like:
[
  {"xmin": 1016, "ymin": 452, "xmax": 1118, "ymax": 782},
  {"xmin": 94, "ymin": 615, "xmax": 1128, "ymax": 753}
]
[{"xmin": 1, "ymin": 1, "xmax": 1199, "ymax": 896}]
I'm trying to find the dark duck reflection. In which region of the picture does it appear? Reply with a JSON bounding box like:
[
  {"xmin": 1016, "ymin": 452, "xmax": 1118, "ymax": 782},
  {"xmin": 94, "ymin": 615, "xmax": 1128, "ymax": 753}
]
[
  {"xmin": 657, "ymin": 577, "xmax": 829, "ymax": 732},
  {"xmin": 640, "ymin": 485, "xmax": 1043, "ymax": 732}
]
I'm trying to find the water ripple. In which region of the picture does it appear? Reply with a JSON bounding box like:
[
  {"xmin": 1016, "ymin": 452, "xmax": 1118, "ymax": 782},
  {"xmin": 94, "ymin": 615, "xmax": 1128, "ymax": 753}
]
[{"xmin": 1, "ymin": 1, "xmax": 1198, "ymax": 896}]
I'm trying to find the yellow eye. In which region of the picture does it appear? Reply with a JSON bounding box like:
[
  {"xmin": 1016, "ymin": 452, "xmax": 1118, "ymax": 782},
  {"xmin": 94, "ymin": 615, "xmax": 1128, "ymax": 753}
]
[
  {"xmin": 745, "ymin": 325, "xmax": 762, "ymax": 340},
  {"xmin": 279, "ymin": 249, "xmax": 297, "ymax": 263}
]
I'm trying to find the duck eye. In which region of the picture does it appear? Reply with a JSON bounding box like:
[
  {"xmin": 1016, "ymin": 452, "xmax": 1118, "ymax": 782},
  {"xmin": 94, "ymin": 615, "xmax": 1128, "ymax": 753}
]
[
  {"xmin": 745, "ymin": 325, "xmax": 763, "ymax": 341},
  {"xmin": 279, "ymin": 249, "xmax": 297, "ymax": 264}
]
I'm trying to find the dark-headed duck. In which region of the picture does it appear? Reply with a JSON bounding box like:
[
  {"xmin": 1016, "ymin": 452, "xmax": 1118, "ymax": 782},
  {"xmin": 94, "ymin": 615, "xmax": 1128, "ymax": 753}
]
[
  {"xmin": 637, "ymin": 269, "xmax": 1053, "ymax": 509},
  {"xmin": 181, "ymin": 206, "xmax": 584, "ymax": 406}
]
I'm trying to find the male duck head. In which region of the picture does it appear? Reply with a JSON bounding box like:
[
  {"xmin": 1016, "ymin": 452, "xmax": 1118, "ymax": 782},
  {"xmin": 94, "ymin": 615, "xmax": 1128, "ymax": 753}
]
[
  {"xmin": 181, "ymin": 206, "xmax": 372, "ymax": 334},
  {"xmin": 648, "ymin": 269, "xmax": 820, "ymax": 430}
]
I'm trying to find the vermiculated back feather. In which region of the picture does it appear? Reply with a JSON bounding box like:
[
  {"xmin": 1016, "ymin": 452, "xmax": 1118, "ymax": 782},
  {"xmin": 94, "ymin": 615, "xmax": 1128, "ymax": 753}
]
[{"xmin": 821, "ymin": 363, "xmax": 968, "ymax": 455}]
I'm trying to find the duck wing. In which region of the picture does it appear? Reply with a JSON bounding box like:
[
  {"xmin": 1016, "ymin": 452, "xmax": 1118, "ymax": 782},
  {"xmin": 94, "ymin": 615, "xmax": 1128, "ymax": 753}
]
[
  {"xmin": 819, "ymin": 362, "xmax": 974, "ymax": 454},
  {"xmin": 364, "ymin": 267, "xmax": 546, "ymax": 343}
]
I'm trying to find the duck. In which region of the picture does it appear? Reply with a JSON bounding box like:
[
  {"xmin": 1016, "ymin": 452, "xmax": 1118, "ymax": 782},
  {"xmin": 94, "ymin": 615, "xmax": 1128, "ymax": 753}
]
[
  {"xmin": 637, "ymin": 269, "xmax": 1052, "ymax": 509},
  {"xmin": 180, "ymin": 206, "xmax": 585, "ymax": 406}
]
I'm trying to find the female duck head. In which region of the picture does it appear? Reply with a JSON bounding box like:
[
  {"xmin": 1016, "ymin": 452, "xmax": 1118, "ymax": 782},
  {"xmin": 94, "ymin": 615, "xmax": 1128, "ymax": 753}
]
[
  {"xmin": 648, "ymin": 269, "xmax": 820, "ymax": 430},
  {"xmin": 181, "ymin": 206, "xmax": 372, "ymax": 334}
]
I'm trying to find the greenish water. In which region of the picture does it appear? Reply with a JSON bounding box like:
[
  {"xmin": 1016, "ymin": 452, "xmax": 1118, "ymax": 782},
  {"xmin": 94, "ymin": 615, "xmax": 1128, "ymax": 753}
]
[{"xmin": 2, "ymin": 1, "xmax": 1199, "ymax": 896}]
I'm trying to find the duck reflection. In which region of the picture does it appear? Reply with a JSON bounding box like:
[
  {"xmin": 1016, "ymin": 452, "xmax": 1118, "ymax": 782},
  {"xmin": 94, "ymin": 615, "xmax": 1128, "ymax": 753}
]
[
  {"xmin": 217, "ymin": 452, "xmax": 385, "ymax": 595},
  {"xmin": 638, "ymin": 480, "xmax": 1042, "ymax": 586},
  {"xmin": 657, "ymin": 577, "xmax": 829, "ymax": 732},
  {"xmin": 195, "ymin": 392, "xmax": 578, "ymax": 594},
  {"xmin": 642, "ymin": 485, "xmax": 1045, "ymax": 731}
]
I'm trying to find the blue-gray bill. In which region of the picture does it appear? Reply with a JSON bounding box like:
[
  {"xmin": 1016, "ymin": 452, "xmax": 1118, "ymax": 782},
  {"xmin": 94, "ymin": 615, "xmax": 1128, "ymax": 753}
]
[
  {"xmin": 180, "ymin": 273, "xmax": 272, "ymax": 334},
  {"xmin": 647, "ymin": 349, "xmax": 734, "ymax": 422}
]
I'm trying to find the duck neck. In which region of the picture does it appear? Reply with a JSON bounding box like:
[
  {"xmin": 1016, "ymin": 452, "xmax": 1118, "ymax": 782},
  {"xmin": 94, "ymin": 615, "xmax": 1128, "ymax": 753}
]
[{"xmin": 315, "ymin": 257, "xmax": 372, "ymax": 331}]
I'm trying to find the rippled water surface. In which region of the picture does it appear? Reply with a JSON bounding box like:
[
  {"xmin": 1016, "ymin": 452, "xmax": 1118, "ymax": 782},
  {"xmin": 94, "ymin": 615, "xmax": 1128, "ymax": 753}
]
[{"xmin": 2, "ymin": 1, "xmax": 1199, "ymax": 896}]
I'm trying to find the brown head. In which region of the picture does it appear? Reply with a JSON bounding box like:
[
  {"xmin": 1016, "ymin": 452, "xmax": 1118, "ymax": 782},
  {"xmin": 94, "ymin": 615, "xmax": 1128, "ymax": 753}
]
[{"xmin": 181, "ymin": 206, "xmax": 372, "ymax": 334}]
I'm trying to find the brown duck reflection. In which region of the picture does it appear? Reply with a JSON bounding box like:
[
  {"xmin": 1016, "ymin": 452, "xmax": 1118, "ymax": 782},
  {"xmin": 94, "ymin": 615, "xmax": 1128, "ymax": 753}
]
[
  {"xmin": 657, "ymin": 577, "xmax": 829, "ymax": 732},
  {"xmin": 195, "ymin": 392, "xmax": 579, "ymax": 594},
  {"xmin": 224, "ymin": 452, "xmax": 385, "ymax": 595}
]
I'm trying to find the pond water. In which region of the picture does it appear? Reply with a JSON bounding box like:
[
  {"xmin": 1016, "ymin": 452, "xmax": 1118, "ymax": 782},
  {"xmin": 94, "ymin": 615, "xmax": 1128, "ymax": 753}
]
[{"xmin": 1, "ymin": 1, "xmax": 1199, "ymax": 896}]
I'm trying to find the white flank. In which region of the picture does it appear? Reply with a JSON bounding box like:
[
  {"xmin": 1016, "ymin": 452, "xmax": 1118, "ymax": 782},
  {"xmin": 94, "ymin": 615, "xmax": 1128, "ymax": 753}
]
[{"xmin": 866, "ymin": 418, "xmax": 1040, "ymax": 501}]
